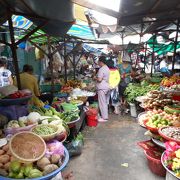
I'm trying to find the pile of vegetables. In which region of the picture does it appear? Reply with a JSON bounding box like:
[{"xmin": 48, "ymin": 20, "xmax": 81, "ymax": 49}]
[
  {"xmin": 59, "ymin": 111, "xmax": 79, "ymax": 123},
  {"xmin": 146, "ymin": 114, "xmax": 173, "ymax": 128},
  {"xmin": 32, "ymin": 125, "xmax": 57, "ymax": 136},
  {"xmin": 161, "ymin": 75, "xmax": 180, "ymax": 87},
  {"xmin": 0, "ymin": 143, "xmax": 42, "ymax": 179},
  {"xmin": 30, "ymin": 106, "xmax": 80, "ymax": 124},
  {"xmin": 163, "ymin": 142, "xmax": 180, "ymax": 177},
  {"xmin": 143, "ymin": 90, "xmax": 179, "ymax": 109},
  {"xmin": 124, "ymin": 81, "xmax": 159, "ymax": 103},
  {"xmin": 6, "ymin": 112, "xmax": 41, "ymax": 129},
  {"xmin": 161, "ymin": 127, "xmax": 180, "ymax": 141},
  {"xmin": 146, "ymin": 109, "xmax": 180, "ymax": 127},
  {"xmin": 65, "ymin": 80, "xmax": 81, "ymax": 88},
  {"xmin": 0, "ymin": 140, "xmax": 65, "ymax": 179}
]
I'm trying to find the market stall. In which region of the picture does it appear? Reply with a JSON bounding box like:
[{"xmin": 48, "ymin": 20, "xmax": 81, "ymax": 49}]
[{"xmin": 136, "ymin": 75, "xmax": 180, "ymax": 179}]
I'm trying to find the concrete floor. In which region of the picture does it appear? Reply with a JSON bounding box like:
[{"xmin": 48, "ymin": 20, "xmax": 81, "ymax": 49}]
[{"xmin": 66, "ymin": 114, "xmax": 165, "ymax": 180}]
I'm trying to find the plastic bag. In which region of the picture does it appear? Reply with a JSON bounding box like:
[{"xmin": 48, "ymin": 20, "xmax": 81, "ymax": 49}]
[
  {"xmin": 111, "ymin": 89, "xmax": 119, "ymax": 104},
  {"xmin": 65, "ymin": 133, "xmax": 84, "ymax": 157},
  {"xmin": 65, "ymin": 140, "xmax": 83, "ymax": 157},
  {"xmin": 46, "ymin": 140, "xmax": 64, "ymax": 156},
  {"xmin": 86, "ymin": 108, "xmax": 98, "ymax": 116}
]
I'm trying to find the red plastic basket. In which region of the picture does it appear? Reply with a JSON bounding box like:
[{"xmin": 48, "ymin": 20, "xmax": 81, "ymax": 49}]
[
  {"xmin": 144, "ymin": 150, "xmax": 166, "ymax": 177},
  {"xmin": 87, "ymin": 115, "xmax": 98, "ymax": 127}
]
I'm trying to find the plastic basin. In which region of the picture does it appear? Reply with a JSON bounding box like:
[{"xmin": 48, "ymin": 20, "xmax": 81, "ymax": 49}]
[
  {"xmin": 159, "ymin": 127, "xmax": 180, "ymax": 145},
  {"xmin": 0, "ymin": 147, "xmax": 69, "ymax": 180},
  {"xmin": 144, "ymin": 119, "xmax": 159, "ymax": 134},
  {"xmin": 144, "ymin": 150, "xmax": 166, "ymax": 177}
]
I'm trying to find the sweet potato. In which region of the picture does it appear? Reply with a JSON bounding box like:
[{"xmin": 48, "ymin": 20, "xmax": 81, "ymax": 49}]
[{"xmin": 0, "ymin": 154, "xmax": 10, "ymax": 164}]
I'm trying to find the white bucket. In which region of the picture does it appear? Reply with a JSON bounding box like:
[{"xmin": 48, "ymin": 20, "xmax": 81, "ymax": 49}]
[{"xmin": 129, "ymin": 103, "xmax": 137, "ymax": 117}]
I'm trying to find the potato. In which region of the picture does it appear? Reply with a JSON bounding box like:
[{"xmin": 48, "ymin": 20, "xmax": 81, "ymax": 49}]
[
  {"xmin": 43, "ymin": 164, "xmax": 58, "ymax": 175},
  {"xmin": 0, "ymin": 150, "xmax": 5, "ymax": 155},
  {"xmin": 4, "ymin": 162, "xmax": 10, "ymax": 171},
  {"xmin": 2, "ymin": 144, "xmax": 9, "ymax": 152},
  {"xmin": 0, "ymin": 168, "xmax": 8, "ymax": 176},
  {"xmin": 37, "ymin": 157, "xmax": 50, "ymax": 170},
  {"xmin": 6, "ymin": 150, "xmax": 12, "ymax": 156},
  {"xmin": 50, "ymin": 154, "xmax": 61, "ymax": 164},
  {"xmin": 0, "ymin": 163, "xmax": 3, "ymax": 168},
  {"xmin": 0, "ymin": 155, "xmax": 10, "ymax": 164}
]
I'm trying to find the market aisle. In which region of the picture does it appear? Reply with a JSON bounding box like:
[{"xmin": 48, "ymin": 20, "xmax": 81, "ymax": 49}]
[{"xmin": 67, "ymin": 114, "xmax": 164, "ymax": 180}]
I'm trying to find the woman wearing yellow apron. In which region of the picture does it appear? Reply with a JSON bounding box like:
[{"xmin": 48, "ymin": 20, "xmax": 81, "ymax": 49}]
[{"xmin": 106, "ymin": 60, "xmax": 120, "ymax": 114}]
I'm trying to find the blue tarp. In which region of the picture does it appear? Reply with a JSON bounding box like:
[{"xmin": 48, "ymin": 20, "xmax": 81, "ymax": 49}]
[{"xmin": 4, "ymin": 15, "xmax": 33, "ymax": 29}]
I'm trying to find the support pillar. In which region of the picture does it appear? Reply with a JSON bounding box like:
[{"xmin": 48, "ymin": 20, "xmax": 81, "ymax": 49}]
[
  {"xmin": 172, "ymin": 19, "xmax": 179, "ymax": 73},
  {"xmin": 151, "ymin": 34, "xmax": 156, "ymax": 77},
  {"xmin": 8, "ymin": 13, "xmax": 21, "ymax": 89},
  {"xmin": 64, "ymin": 39, "xmax": 67, "ymax": 83}
]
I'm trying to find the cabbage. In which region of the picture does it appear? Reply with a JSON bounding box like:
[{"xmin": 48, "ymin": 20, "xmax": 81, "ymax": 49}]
[{"xmin": 27, "ymin": 112, "xmax": 41, "ymax": 123}]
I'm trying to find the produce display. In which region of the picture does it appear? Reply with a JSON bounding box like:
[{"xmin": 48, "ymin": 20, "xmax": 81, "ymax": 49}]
[
  {"xmin": 0, "ymin": 133, "xmax": 66, "ymax": 179},
  {"xmin": 59, "ymin": 111, "xmax": 80, "ymax": 123},
  {"xmin": 142, "ymin": 90, "xmax": 178, "ymax": 109},
  {"xmin": 31, "ymin": 124, "xmax": 58, "ymax": 141},
  {"xmin": 161, "ymin": 75, "xmax": 180, "ymax": 88},
  {"xmin": 160, "ymin": 127, "xmax": 180, "ymax": 141},
  {"xmin": 162, "ymin": 84, "xmax": 180, "ymax": 92},
  {"xmin": 146, "ymin": 114, "xmax": 172, "ymax": 128},
  {"xmin": 32, "ymin": 125, "xmax": 57, "ymax": 136},
  {"xmin": 3, "ymin": 90, "xmax": 32, "ymax": 99},
  {"xmin": 61, "ymin": 103, "xmax": 78, "ymax": 112},
  {"xmin": 30, "ymin": 105, "xmax": 80, "ymax": 125},
  {"xmin": 164, "ymin": 105, "xmax": 180, "ymax": 115},
  {"xmin": 60, "ymin": 80, "xmax": 82, "ymax": 94},
  {"xmin": 162, "ymin": 142, "xmax": 180, "ymax": 178},
  {"xmin": 125, "ymin": 82, "xmax": 159, "ymax": 103},
  {"xmin": 72, "ymin": 88, "xmax": 95, "ymax": 97},
  {"xmin": 61, "ymin": 86, "xmax": 73, "ymax": 94},
  {"xmin": 69, "ymin": 99, "xmax": 83, "ymax": 106},
  {"xmin": 143, "ymin": 109, "xmax": 179, "ymax": 128},
  {"xmin": 65, "ymin": 80, "xmax": 81, "ymax": 88}
]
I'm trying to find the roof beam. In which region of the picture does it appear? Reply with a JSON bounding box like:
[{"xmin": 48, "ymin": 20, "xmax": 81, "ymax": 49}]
[
  {"xmin": 149, "ymin": 0, "xmax": 162, "ymax": 13},
  {"xmin": 71, "ymin": 0, "xmax": 120, "ymax": 18}
]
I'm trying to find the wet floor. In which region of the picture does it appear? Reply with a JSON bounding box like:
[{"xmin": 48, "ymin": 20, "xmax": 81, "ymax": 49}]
[{"xmin": 66, "ymin": 114, "xmax": 165, "ymax": 180}]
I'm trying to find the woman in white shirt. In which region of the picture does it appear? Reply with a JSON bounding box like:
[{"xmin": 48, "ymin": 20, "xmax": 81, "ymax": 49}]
[{"xmin": 0, "ymin": 57, "xmax": 13, "ymax": 87}]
